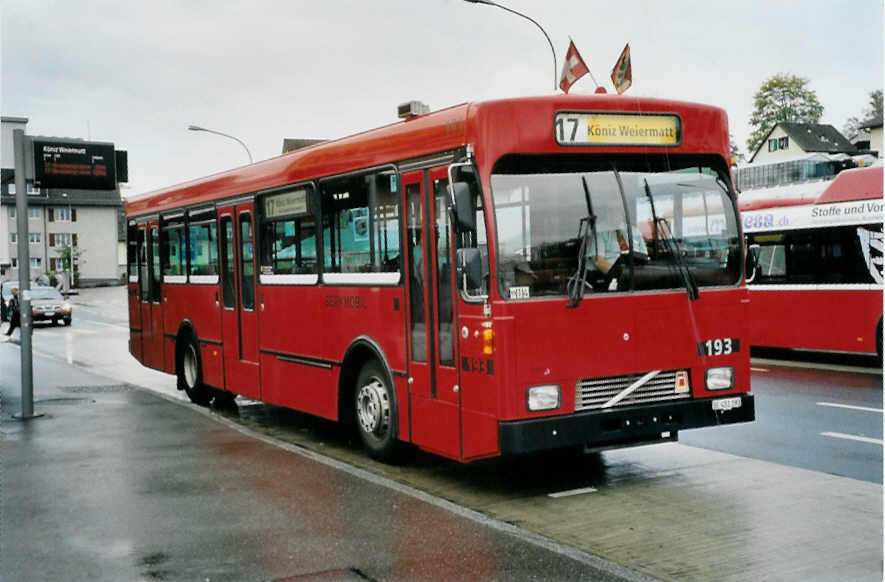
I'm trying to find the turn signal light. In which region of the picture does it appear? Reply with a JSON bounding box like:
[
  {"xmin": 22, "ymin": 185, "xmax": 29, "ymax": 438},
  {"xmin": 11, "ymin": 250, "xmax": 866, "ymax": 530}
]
[
  {"xmin": 675, "ymin": 371, "xmax": 690, "ymax": 393},
  {"xmin": 482, "ymin": 325, "xmax": 494, "ymax": 355}
]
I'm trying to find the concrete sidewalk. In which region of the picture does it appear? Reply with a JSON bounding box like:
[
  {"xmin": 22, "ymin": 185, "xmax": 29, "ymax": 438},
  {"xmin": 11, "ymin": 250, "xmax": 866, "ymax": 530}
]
[{"xmin": 0, "ymin": 344, "xmax": 646, "ymax": 582}]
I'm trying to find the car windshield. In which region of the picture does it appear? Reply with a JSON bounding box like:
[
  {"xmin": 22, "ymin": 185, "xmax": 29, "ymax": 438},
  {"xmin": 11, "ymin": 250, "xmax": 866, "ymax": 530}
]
[
  {"xmin": 491, "ymin": 158, "xmax": 741, "ymax": 299},
  {"xmin": 30, "ymin": 288, "xmax": 63, "ymax": 301}
]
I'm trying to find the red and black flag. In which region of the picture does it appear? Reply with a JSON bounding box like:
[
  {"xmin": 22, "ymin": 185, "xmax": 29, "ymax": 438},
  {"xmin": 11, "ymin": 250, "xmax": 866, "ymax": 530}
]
[{"xmin": 610, "ymin": 43, "xmax": 632, "ymax": 94}]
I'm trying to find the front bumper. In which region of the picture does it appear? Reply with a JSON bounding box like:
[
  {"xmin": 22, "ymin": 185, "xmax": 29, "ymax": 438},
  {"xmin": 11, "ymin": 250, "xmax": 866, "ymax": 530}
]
[
  {"xmin": 499, "ymin": 394, "xmax": 755, "ymax": 455},
  {"xmin": 32, "ymin": 310, "xmax": 69, "ymax": 321}
]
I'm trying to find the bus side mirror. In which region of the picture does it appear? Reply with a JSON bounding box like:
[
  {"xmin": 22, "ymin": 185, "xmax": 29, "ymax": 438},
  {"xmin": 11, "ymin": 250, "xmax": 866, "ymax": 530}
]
[
  {"xmin": 450, "ymin": 182, "xmax": 476, "ymax": 234},
  {"xmin": 745, "ymin": 244, "xmax": 760, "ymax": 283},
  {"xmin": 456, "ymin": 248, "xmax": 483, "ymax": 291}
]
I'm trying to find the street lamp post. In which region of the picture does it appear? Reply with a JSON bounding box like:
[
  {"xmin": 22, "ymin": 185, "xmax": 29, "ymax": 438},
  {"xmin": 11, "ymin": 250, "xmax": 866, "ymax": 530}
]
[
  {"xmin": 464, "ymin": 0, "xmax": 557, "ymax": 91},
  {"xmin": 187, "ymin": 125, "xmax": 253, "ymax": 164}
]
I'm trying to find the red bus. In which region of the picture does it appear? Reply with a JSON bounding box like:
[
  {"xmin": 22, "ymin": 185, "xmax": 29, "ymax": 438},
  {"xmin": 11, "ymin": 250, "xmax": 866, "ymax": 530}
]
[
  {"xmin": 126, "ymin": 95, "xmax": 754, "ymax": 462},
  {"xmin": 741, "ymin": 165, "xmax": 884, "ymax": 357}
]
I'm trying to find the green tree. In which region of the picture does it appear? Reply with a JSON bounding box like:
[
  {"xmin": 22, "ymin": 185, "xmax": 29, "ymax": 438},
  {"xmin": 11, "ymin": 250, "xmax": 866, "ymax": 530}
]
[
  {"xmin": 729, "ymin": 134, "xmax": 743, "ymax": 164},
  {"xmin": 747, "ymin": 74, "xmax": 824, "ymax": 154},
  {"xmin": 55, "ymin": 245, "xmax": 84, "ymax": 287},
  {"xmin": 843, "ymin": 89, "xmax": 883, "ymax": 138}
]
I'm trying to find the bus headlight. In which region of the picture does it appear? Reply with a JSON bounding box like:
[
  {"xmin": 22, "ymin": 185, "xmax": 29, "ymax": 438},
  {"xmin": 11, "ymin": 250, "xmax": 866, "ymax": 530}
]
[
  {"xmin": 705, "ymin": 367, "xmax": 734, "ymax": 390},
  {"xmin": 527, "ymin": 385, "xmax": 561, "ymax": 411}
]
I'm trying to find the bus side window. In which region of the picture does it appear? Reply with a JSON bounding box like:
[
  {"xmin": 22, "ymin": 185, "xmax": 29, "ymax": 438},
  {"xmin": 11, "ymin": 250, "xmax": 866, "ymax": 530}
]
[
  {"xmin": 240, "ymin": 213, "xmax": 255, "ymax": 310},
  {"xmin": 758, "ymin": 244, "xmax": 785, "ymax": 278},
  {"xmin": 321, "ymin": 169, "xmax": 400, "ymax": 277},
  {"xmin": 127, "ymin": 222, "xmax": 138, "ymax": 282},
  {"xmin": 188, "ymin": 219, "xmax": 219, "ymax": 278},
  {"xmin": 138, "ymin": 227, "xmax": 149, "ymax": 301},
  {"xmin": 259, "ymin": 185, "xmax": 318, "ymax": 277},
  {"xmin": 220, "ymin": 216, "xmax": 235, "ymax": 308},
  {"xmin": 449, "ymin": 165, "xmax": 489, "ymax": 299},
  {"xmin": 150, "ymin": 226, "xmax": 161, "ymax": 302}
]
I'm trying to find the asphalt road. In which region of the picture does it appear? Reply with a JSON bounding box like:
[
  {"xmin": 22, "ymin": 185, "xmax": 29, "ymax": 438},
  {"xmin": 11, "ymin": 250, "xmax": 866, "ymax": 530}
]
[
  {"xmin": 2, "ymin": 286, "xmax": 882, "ymax": 582},
  {"xmin": 12, "ymin": 285, "xmax": 883, "ymax": 483},
  {"xmin": 681, "ymin": 359, "xmax": 883, "ymax": 483}
]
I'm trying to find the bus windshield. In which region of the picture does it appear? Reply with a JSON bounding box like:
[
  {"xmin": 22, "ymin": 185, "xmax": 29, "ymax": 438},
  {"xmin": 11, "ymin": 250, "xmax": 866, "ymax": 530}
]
[{"xmin": 492, "ymin": 161, "xmax": 741, "ymax": 299}]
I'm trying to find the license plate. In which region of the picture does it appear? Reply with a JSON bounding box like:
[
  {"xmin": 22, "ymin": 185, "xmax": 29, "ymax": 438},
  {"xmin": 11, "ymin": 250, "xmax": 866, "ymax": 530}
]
[{"xmin": 712, "ymin": 397, "xmax": 742, "ymax": 412}]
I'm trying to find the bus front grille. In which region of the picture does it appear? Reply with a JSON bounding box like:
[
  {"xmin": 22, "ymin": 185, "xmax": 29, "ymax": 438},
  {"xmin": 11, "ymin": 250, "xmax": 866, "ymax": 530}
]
[{"xmin": 575, "ymin": 370, "xmax": 690, "ymax": 411}]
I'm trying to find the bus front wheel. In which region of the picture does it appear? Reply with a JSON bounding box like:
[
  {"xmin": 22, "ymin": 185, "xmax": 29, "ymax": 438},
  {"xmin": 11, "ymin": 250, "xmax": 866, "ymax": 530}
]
[
  {"xmin": 178, "ymin": 338, "xmax": 211, "ymax": 406},
  {"xmin": 355, "ymin": 361, "xmax": 399, "ymax": 461}
]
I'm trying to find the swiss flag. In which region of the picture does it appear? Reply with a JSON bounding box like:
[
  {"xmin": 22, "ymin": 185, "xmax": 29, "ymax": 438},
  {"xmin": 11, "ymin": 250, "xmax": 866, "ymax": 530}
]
[{"xmin": 559, "ymin": 40, "xmax": 589, "ymax": 94}]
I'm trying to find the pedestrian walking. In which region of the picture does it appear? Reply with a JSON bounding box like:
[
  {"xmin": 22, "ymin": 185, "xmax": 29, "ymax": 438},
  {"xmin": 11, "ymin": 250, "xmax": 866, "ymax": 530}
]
[{"xmin": 5, "ymin": 287, "xmax": 20, "ymax": 336}]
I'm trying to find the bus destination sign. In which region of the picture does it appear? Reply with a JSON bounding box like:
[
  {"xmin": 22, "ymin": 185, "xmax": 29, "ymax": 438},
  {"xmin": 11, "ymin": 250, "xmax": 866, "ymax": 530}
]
[
  {"xmin": 265, "ymin": 188, "xmax": 310, "ymax": 218},
  {"xmin": 554, "ymin": 112, "xmax": 681, "ymax": 147},
  {"xmin": 33, "ymin": 140, "xmax": 117, "ymax": 190}
]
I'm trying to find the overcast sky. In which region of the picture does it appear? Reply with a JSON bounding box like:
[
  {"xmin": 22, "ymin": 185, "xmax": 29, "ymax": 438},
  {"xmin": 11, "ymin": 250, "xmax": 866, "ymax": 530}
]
[{"xmin": 3, "ymin": 1, "xmax": 882, "ymax": 197}]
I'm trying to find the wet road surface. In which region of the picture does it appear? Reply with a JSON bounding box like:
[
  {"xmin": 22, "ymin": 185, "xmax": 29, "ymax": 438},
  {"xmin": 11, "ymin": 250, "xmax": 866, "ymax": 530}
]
[
  {"xmin": 1, "ymin": 350, "xmax": 643, "ymax": 582},
  {"xmin": 2, "ymin": 286, "xmax": 882, "ymax": 581}
]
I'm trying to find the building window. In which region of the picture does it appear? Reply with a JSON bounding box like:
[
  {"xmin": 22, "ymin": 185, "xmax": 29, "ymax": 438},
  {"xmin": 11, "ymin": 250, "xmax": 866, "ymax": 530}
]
[
  {"xmin": 29, "ymin": 232, "xmax": 41, "ymax": 244},
  {"xmin": 11, "ymin": 258, "xmax": 17, "ymax": 268},
  {"xmin": 9, "ymin": 233, "xmax": 16, "ymax": 244},
  {"xmin": 54, "ymin": 207, "xmax": 72, "ymax": 221},
  {"xmin": 27, "ymin": 182, "xmax": 41, "ymax": 196},
  {"xmin": 28, "ymin": 207, "xmax": 40, "ymax": 219},
  {"xmin": 30, "ymin": 257, "xmax": 41, "ymax": 268},
  {"xmin": 8, "ymin": 207, "xmax": 15, "ymax": 219},
  {"xmin": 8, "ymin": 184, "xmax": 14, "ymax": 195},
  {"xmin": 768, "ymin": 136, "xmax": 789, "ymax": 152},
  {"xmin": 49, "ymin": 232, "xmax": 72, "ymax": 247}
]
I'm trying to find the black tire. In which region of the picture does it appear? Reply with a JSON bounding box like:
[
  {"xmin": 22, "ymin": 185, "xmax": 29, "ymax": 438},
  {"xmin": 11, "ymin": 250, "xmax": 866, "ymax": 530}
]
[
  {"xmin": 178, "ymin": 337, "xmax": 211, "ymax": 406},
  {"xmin": 354, "ymin": 360, "xmax": 399, "ymax": 462},
  {"xmin": 53, "ymin": 318, "xmax": 60, "ymax": 326},
  {"xmin": 63, "ymin": 318, "xmax": 71, "ymax": 326}
]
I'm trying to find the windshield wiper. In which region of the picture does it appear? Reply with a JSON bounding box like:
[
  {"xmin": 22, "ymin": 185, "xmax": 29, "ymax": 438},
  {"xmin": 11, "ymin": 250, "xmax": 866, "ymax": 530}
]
[
  {"xmin": 644, "ymin": 179, "xmax": 699, "ymax": 301},
  {"xmin": 657, "ymin": 216, "xmax": 699, "ymax": 300},
  {"xmin": 566, "ymin": 176, "xmax": 598, "ymax": 308}
]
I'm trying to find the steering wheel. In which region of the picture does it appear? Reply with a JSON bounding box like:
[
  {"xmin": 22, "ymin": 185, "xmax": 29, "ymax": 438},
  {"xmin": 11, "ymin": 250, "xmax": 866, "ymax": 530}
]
[{"xmin": 604, "ymin": 251, "xmax": 650, "ymax": 287}]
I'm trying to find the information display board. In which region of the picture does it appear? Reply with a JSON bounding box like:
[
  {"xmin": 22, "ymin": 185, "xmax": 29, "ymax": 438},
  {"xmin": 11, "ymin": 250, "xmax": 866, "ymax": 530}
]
[{"xmin": 33, "ymin": 140, "xmax": 117, "ymax": 189}]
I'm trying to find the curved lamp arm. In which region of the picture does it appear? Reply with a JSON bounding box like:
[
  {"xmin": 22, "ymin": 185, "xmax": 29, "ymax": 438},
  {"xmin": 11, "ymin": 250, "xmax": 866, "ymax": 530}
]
[
  {"xmin": 464, "ymin": 0, "xmax": 557, "ymax": 91},
  {"xmin": 187, "ymin": 125, "xmax": 253, "ymax": 164}
]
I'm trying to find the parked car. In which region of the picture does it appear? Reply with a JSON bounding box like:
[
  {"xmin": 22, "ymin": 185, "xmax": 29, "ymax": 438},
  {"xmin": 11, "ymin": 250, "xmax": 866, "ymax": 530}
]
[{"xmin": 29, "ymin": 287, "xmax": 72, "ymax": 326}]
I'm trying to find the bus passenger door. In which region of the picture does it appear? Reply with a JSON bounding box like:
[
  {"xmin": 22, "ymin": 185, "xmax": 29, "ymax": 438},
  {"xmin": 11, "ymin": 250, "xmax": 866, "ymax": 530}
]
[
  {"xmin": 218, "ymin": 205, "xmax": 261, "ymax": 400},
  {"xmin": 404, "ymin": 169, "xmax": 462, "ymax": 459},
  {"xmin": 141, "ymin": 221, "xmax": 165, "ymax": 370}
]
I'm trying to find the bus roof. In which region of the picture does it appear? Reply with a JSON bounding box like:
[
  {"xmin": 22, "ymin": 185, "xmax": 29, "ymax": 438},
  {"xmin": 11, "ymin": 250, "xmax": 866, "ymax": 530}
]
[
  {"xmin": 815, "ymin": 165, "xmax": 883, "ymax": 204},
  {"xmin": 738, "ymin": 165, "xmax": 883, "ymax": 213},
  {"xmin": 740, "ymin": 165, "xmax": 883, "ymax": 232},
  {"xmin": 127, "ymin": 94, "xmax": 730, "ymax": 218}
]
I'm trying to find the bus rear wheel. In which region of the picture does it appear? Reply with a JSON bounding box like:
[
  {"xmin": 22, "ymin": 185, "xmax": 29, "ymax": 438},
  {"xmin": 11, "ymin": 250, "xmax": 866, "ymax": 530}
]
[
  {"xmin": 355, "ymin": 361, "xmax": 399, "ymax": 461},
  {"xmin": 178, "ymin": 338, "xmax": 211, "ymax": 406}
]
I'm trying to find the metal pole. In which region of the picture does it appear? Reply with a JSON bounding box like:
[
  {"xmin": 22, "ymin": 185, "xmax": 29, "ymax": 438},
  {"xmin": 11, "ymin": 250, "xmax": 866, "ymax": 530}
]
[
  {"xmin": 465, "ymin": 0, "xmax": 558, "ymax": 91},
  {"xmin": 12, "ymin": 129, "xmax": 42, "ymax": 420},
  {"xmin": 187, "ymin": 125, "xmax": 253, "ymax": 163}
]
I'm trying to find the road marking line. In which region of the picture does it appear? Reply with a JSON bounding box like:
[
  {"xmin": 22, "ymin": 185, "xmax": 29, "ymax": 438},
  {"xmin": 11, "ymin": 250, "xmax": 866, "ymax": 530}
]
[
  {"xmin": 816, "ymin": 402, "xmax": 883, "ymax": 414},
  {"xmin": 750, "ymin": 367, "xmax": 769, "ymax": 372},
  {"xmin": 820, "ymin": 432, "xmax": 883, "ymax": 446},
  {"xmin": 548, "ymin": 487, "xmax": 598, "ymax": 498}
]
